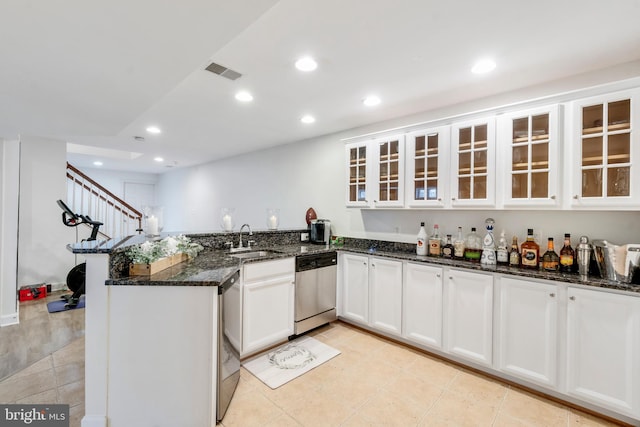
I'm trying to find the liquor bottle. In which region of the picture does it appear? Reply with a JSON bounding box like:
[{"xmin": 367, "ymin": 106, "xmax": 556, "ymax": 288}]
[
  {"xmin": 509, "ymin": 236, "xmax": 521, "ymax": 267},
  {"xmin": 559, "ymin": 233, "xmax": 575, "ymax": 273},
  {"xmin": 542, "ymin": 238, "xmax": 560, "ymax": 271},
  {"xmin": 416, "ymin": 222, "xmax": 427, "ymax": 256},
  {"xmin": 520, "ymin": 228, "xmax": 540, "ymax": 269},
  {"xmin": 496, "ymin": 231, "xmax": 509, "ymax": 265},
  {"xmin": 429, "ymin": 224, "xmax": 441, "ymax": 256},
  {"xmin": 453, "ymin": 226, "xmax": 465, "ymax": 259},
  {"xmin": 480, "ymin": 218, "xmax": 497, "ymax": 266},
  {"xmin": 442, "ymin": 234, "xmax": 454, "ymax": 259},
  {"xmin": 464, "ymin": 227, "xmax": 482, "ymax": 262}
]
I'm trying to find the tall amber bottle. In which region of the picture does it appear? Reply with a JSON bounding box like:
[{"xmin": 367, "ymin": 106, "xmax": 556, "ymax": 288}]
[
  {"xmin": 520, "ymin": 228, "xmax": 540, "ymax": 269},
  {"xmin": 559, "ymin": 233, "xmax": 575, "ymax": 273}
]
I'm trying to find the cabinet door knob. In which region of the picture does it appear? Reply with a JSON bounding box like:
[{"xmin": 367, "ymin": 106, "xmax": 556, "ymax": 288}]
[
  {"xmin": 449, "ymin": 276, "xmax": 453, "ymax": 279},
  {"xmin": 451, "ymin": 197, "xmax": 456, "ymax": 201},
  {"xmin": 573, "ymin": 195, "xmax": 579, "ymax": 200},
  {"xmin": 550, "ymin": 195, "xmax": 556, "ymax": 200},
  {"xmin": 436, "ymin": 274, "xmax": 441, "ymax": 278},
  {"xmin": 549, "ymin": 293, "xmax": 555, "ymax": 297},
  {"xmin": 437, "ymin": 198, "xmax": 442, "ymax": 202},
  {"xmin": 569, "ymin": 296, "xmax": 576, "ymax": 301}
]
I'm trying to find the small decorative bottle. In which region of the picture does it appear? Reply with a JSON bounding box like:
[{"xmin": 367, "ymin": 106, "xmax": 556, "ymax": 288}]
[
  {"xmin": 417, "ymin": 222, "xmax": 427, "ymax": 256},
  {"xmin": 480, "ymin": 218, "xmax": 497, "ymax": 266},
  {"xmin": 521, "ymin": 228, "xmax": 540, "ymax": 269},
  {"xmin": 496, "ymin": 230, "xmax": 509, "ymax": 265},
  {"xmin": 559, "ymin": 233, "xmax": 575, "ymax": 273},
  {"xmin": 542, "ymin": 237, "xmax": 560, "ymax": 271},
  {"xmin": 429, "ymin": 224, "xmax": 441, "ymax": 257},
  {"xmin": 442, "ymin": 234, "xmax": 454, "ymax": 259},
  {"xmin": 453, "ymin": 226, "xmax": 465, "ymax": 260},
  {"xmin": 509, "ymin": 236, "xmax": 521, "ymax": 267},
  {"xmin": 464, "ymin": 227, "xmax": 482, "ymax": 262}
]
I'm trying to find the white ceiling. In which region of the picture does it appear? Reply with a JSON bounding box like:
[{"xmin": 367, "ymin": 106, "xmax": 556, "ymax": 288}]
[{"xmin": 2, "ymin": 0, "xmax": 640, "ymax": 173}]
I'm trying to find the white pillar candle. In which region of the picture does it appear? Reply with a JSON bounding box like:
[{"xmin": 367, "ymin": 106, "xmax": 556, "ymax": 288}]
[
  {"xmin": 148, "ymin": 215, "xmax": 159, "ymax": 235},
  {"xmin": 268, "ymin": 215, "xmax": 278, "ymax": 230},
  {"xmin": 222, "ymin": 214, "xmax": 232, "ymax": 231}
]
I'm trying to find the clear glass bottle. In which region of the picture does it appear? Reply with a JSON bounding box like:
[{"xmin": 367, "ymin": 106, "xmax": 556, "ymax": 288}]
[
  {"xmin": 521, "ymin": 228, "xmax": 540, "ymax": 269},
  {"xmin": 559, "ymin": 233, "xmax": 575, "ymax": 273},
  {"xmin": 542, "ymin": 237, "xmax": 560, "ymax": 271},
  {"xmin": 429, "ymin": 224, "xmax": 441, "ymax": 257},
  {"xmin": 509, "ymin": 236, "xmax": 521, "ymax": 267},
  {"xmin": 417, "ymin": 222, "xmax": 427, "ymax": 256},
  {"xmin": 442, "ymin": 234, "xmax": 454, "ymax": 259},
  {"xmin": 454, "ymin": 226, "xmax": 465, "ymax": 259},
  {"xmin": 464, "ymin": 227, "xmax": 482, "ymax": 262},
  {"xmin": 496, "ymin": 231, "xmax": 509, "ymax": 265}
]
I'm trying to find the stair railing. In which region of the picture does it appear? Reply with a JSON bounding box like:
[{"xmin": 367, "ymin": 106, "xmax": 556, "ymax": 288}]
[{"xmin": 65, "ymin": 162, "xmax": 142, "ymax": 239}]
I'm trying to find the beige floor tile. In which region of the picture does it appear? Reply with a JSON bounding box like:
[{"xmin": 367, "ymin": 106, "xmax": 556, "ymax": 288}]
[
  {"xmin": 492, "ymin": 411, "xmax": 533, "ymax": 427},
  {"xmin": 356, "ymin": 390, "xmax": 428, "ymax": 426},
  {"xmin": 260, "ymin": 373, "xmax": 320, "ymax": 412},
  {"xmin": 317, "ymin": 373, "xmax": 380, "ymax": 410},
  {"xmin": 57, "ymin": 379, "xmax": 84, "ymax": 407},
  {"xmin": 347, "ymin": 356, "xmax": 405, "ymax": 389},
  {"xmin": 69, "ymin": 403, "xmax": 84, "ymax": 427},
  {"xmin": 500, "ymin": 388, "xmax": 568, "ymax": 427},
  {"xmin": 285, "ymin": 388, "xmax": 354, "ymax": 426},
  {"xmin": 568, "ymin": 409, "xmax": 623, "ymax": 426},
  {"xmin": 447, "ymin": 369, "xmax": 508, "ymax": 407},
  {"xmin": 222, "ymin": 389, "xmax": 284, "ymax": 427},
  {"xmin": 370, "ymin": 341, "xmax": 421, "ymax": 367},
  {"xmin": 15, "ymin": 387, "xmax": 58, "ymax": 404},
  {"xmin": 7, "ymin": 355, "xmax": 53, "ymax": 380},
  {"xmin": 420, "ymin": 389, "xmax": 500, "ymax": 427},
  {"xmin": 407, "ymin": 353, "xmax": 460, "ymax": 389},
  {"xmin": 52, "ymin": 337, "xmax": 85, "ymax": 367},
  {"xmin": 0, "ymin": 368, "xmax": 57, "ymax": 403},
  {"xmin": 262, "ymin": 413, "xmax": 302, "ymax": 427},
  {"xmin": 381, "ymin": 370, "xmax": 444, "ymax": 410},
  {"xmin": 54, "ymin": 360, "xmax": 84, "ymax": 387}
]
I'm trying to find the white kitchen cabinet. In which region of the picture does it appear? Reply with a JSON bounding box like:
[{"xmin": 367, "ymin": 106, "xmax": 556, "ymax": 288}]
[
  {"xmin": 339, "ymin": 252, "xmax": 370, "ymax": 324},
  {"xmin": 241, "ymin": 257, "xmax": 295, "ymax": 356},
  {"xmin": 369, "ymin": 256, "xmax": 403, "ymax": 335},
  {"xmin": 444, "ymin": 268, "xmax": 493, "ymax": 366},
  {"xmin": 570, "ymin": 88, "xmax": 640, "ymax": 208},
  {"xmin": 345, "ymin": 135, "xmax": 404, "ymax": 208},
  {"xmin": 405, "ymin": 126, "xmax": 450, "ymax": 208},
  {"xmin": 497, "ymin": 105, "xmax": 561, "ymax": 208},
  {"xmin": 403, "ymin": 262, "xmax": 443, "ymax": 349},
  {"xmin": 496, "ymin": 276, "xmax": 558, "ymax": 389},
  {"xmin": 450, "ymin": 117, "xmax": 496, "ymax": 207},
  {"xmin": 566, "ymin": 286, "xmax": 640, "ymax": 418}
]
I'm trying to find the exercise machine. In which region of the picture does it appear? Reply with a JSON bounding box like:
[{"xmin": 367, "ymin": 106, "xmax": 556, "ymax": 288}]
[{"xmin": 57, "ymin": 200, "xmax": 103, "ymax": 308}]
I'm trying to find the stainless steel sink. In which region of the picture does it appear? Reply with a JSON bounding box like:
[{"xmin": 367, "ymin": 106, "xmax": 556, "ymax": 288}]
[{"xmin": 229, "ymin": 250, "xmax": 279, "ymax": 260}]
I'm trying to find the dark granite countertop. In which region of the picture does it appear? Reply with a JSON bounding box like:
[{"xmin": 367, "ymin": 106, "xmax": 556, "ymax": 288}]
[{"xmin": 75, "ymin": 234, "xmax": 640, "ymax": 294}]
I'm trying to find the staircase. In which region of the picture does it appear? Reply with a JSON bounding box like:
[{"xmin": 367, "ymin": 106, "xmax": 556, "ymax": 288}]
[{"xmin": 65, "ymin": 162, "xmax": 142, "ymax": 239}]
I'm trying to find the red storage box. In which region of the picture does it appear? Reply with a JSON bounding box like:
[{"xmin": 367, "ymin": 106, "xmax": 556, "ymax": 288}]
[{"xmin": 18, "ymin": 285, "xmax": 47, "ymax": 301}]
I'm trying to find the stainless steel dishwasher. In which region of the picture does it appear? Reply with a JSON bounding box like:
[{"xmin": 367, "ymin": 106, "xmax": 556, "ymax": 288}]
[
  {"xmin": 294, "ymin": 251, "xmax": 337, "ymax": 336},
  {"xmin": 217, "ymin": 270, "xmax": 240, "ymax": 422}
]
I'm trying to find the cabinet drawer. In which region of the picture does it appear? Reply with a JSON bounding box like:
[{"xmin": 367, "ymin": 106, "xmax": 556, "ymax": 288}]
[{"xmin": 243, "ymin": 257, "xmax": 294, "ymax": 283}]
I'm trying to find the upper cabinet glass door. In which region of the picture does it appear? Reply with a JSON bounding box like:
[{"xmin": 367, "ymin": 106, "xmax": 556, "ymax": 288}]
[
  {"xmin": 451, "ymin": 118, "xmax": 496, "ymax": 207},
  {"xmin": 405, "ymin": 126, "xmax": 450, "ymax": 207},
  {"xmin": 499, "ymin": 105, "xmax": 560, "ymax": 208},
  {"xmin": 345, "ymin": 141, "xmax": 369, "ymax": 207},
  {"xmin": 372, "ymin": 135, "xmax": 404, "ymax": 207},
  {"xmin": 572, "ymin": 89, "xmax": 640, "ymax": 208}
]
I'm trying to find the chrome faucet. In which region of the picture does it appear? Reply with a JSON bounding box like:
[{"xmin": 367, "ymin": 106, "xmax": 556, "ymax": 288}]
[{"xmin": 238, "ymin": 223, "xmax": 253, "ymax": 249}]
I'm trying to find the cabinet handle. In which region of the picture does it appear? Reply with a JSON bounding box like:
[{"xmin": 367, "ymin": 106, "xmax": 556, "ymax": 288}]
[
  {"xmin": 573, "ymin": 195, "xmax": 579, "ymax": 200},
  {"xmin": 449, "ymin": 276, "xmax": 453, "ymax": 279},
  {"xmin": 549, "ymin": 293, "xmax": 555, "ymax": 297},
  {"xmin": 550, "ymin": 195, "xmax": 556, "ymax": 200},
  {"xmin": 436, "ymin": 274, "xmax": 441, "ymax": 278},
  {"xmin": 569, "ymin": 296, "xmax": 576, "ymax": 301},
  {"xmin": 437, "ymin": 198, "xmax": 442, "ymax": 202},
  {"xmin": 451, "ymin": 197, "xmax": 456, "ymax": 201}
]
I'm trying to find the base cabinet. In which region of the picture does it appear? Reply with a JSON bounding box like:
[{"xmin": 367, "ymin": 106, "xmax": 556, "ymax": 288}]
[
  {"xmin": 403, "ymin": 262, "xmax": 443, "ymax": 349},
  {"xmin": 241, "ymin": 258, "xmax": 295, "ymax": 356},
  {"xmin": 339, "ymin": 253, "xmax": 370, "ymax": 323},
  {"xmin": 369, "ymin": 257, "xmax": 403, "ymax": 335},
  {"xmin": 566, "ymin": 286, "xmax": 640, "ymax": 418},
  {"xmin": 496, "ymin": 277, "xmax": 558, "ymax": 389},
  {"xmin": 444, "ymin": 268, "xmax": 493, "ymax": 367}
]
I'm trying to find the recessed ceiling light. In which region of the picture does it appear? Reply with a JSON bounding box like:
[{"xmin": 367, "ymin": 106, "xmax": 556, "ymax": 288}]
[
  {"xmin": 363, "ymin": 95, "xmax": 381, "ymax": 107},
  {"xmin": 471, "ymin": 58, "xmax": 496, "ymax": 74},
  {"xmin": 300, "ymin": 115, "xmax": 316, "ymax": 124},
  {"xmin": 295, "ymin": 56, "xmax": 318, "ymax": 72},
  {"xmin": 235, "ymin": 91, "xmax": 253, "ymax": 102},
  {"xmin": 154, "ymin": 157, "xmax": 164, "ymax": 162},
  {"xmin": 93, "ymin": 161, "xmax": 103, "ymax": 166},
  {"xmin": 146, "ymin": 126, "xmax": 161, "ymax": 134}
]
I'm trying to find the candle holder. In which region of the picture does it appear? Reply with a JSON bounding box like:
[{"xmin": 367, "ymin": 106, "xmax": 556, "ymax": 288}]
[
  {"xmin": 266, "ymin": 209, "xmax": 279, "ymax": 230},
  {"xmin": 143, "ymin": 206, "xmax": 163, "ymax": 237},
  {"xmin": 220, "ymin": 208, "xmax": 236, "ymax": 232}
]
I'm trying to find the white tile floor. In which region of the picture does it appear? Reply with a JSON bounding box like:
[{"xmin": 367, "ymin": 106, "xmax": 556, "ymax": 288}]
[{"xmin": 0, "ymin": 320, "xmax": 626, "ymax": 427}]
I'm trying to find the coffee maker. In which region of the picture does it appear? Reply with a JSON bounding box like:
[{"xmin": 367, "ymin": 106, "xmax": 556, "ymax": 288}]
[{"xmin": 310, "ymin": 219, "xmax": 331, "ymax": 245}]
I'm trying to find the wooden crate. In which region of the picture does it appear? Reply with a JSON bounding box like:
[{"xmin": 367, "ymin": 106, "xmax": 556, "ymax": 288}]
[{"xmin": 129, "ymin": 253, "xmax": 189, "ymax": 276}]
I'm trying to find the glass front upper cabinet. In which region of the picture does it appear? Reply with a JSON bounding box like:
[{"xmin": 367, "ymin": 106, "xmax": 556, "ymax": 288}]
[
  {"xmin": 451, "ymin": 118, "xmax": 496, "ymax": 207},
  {"xmin": 372, "ymin": 135, "xmax": 404, "ymax": 207},
  {"xmin": 345, "ymin": 141, "xmax": 369, "ymax": 207},
  {"xmin": 572, "ymin": 89, "xmax": 639, "ymax": 208},
  {"xmin": 499, "ymin": 105, "xmax": 560, "ymax": 207},
  {"xmin": 405, "ymin": 126, "xmax": 450, "ymax": 207}
]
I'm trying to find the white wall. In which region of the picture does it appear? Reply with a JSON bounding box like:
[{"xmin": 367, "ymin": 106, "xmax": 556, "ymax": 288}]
[
  {"xmin": 18, "ymin": 136, "xmax": 76, "ymax": 288},
  {"xmin": 0, "ymin": 139, "xmax": 20, "ymax": 326},
  {"xmin": 157, "ymin": 64, "xmax": 640, "ymax": 246}
]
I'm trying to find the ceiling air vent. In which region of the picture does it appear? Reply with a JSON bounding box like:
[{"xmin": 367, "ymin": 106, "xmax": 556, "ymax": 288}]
[{"xmin": 205, "ymin": 62, "xmax": 242, "ymax": 81}]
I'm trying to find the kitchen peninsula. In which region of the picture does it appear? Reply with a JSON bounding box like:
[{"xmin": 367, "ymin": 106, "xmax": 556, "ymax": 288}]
[{"xmin": 72, "ymin": 230, "xmax": 640, "ymax": 427}]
